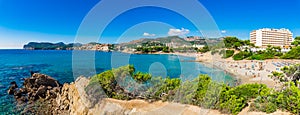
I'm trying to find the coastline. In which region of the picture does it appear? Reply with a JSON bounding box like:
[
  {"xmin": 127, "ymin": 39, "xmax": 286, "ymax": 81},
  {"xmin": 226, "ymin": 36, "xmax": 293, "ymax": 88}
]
[
  {"xmin": 17, "ymin": 49, "xmax": 299, "ymax": 88},
  {"xmin": 9, "ymin": 75, "xmax": 291, "ymax": 115}
]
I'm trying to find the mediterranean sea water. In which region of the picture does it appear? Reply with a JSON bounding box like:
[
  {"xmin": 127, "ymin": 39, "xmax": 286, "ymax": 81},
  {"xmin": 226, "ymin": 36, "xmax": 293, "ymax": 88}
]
[{"xmin": 0, "ymin": 50, "xmax": 234, "ymax": 114}]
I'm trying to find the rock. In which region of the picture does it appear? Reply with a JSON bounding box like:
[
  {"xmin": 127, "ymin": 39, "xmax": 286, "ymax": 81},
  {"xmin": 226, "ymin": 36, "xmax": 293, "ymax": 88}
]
[
  {"xmin": 52, "ymin": 87, "xmax": 61, "ymax": 93},
  {"xmin": 47, "ymin": 86, "xmax": 52, "ymax": 90},
  {"xmin": 7, "ymin": 81, "xmax": 18, "ymax": 95},
  {"xmin": 32, "ymin": 73, "xmax": 60, "ymax": 87},
  {"xmin": 34, "ymin": 85, "xmax": 47, "ymax": 99},
  {"xmin": 24, "ymin": 78, "xmax": 35, "ymax": 89},
  {"xmin": 19, "ymin": 88, "xmax": 27, "ymax": 94},
  {"xmin": 8, "ymin": 73, "xmax": 92, "ymax": 114},
  {"xmin": 46, "ymin": 90, "xmax": 57, "ymax": 99},
  {"xmin": 8, "ymin": 73, "xmax": 66, "ymax": 114},
  {"xmin": 14, "ymin": 90, "xmax": 23, "ymax": 98},
  {"xmin": 18, "ymin": 96, "xmax": 28, "ymax": 102},
  {"xmin": 10, "ymin": 81, "xmax": 18, "ymax": 87}
]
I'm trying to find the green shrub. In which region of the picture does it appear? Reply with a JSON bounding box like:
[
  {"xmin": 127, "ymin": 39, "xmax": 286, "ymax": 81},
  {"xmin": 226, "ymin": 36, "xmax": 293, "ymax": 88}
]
[
  {"xmin": 175, "ymin": 79, "xmax": 198, "ymax": 104},
  {"xmin": 218, "ymin": 84, "xmax": 270, "ymax": 114},
  {"xmin": 155, "ymin": 77, "xmax": 181, "ymax": 101},
  {"xmin": 133, "ymin": 72, "xmax": 152, "ymax": 83},
  {"xmin": 199, "ymin": 45, "xmax": 210, "ymax": 53},
  {"xmin": 233, "ymin": 51, "xmax": 252, "ymax": 60},
  {"xmin": 219, "ymin": 50, "xmax": 235, "ymax": 58},
  {"xmin": 248, "ymin": 54, "xmax": 269, "ymax": 60},
  {"xmin": 193, "ymin": 75, "xmax": 212, "ymax": 104},
  {"xmin": 281, "ymin": 46, "xmax": 300, "ymax": 59},
  {"xmin": 86, "ymin": 65, "xmax": 135, "ymax": 99},
  {"xmin": 219, "ymin": 95, "xmax": 246, "ymax": 115},
  {"xmin": 276, "ymin": 83, "xmax": 300, "ymax": 114},
  {"xmin": 211, "ymin": 50, "xmax": 219, "ymax": 55}
]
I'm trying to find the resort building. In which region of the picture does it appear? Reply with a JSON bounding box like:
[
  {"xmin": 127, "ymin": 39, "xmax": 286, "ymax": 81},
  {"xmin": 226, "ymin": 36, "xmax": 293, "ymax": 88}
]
[{"xmin": 250, "ymin": 28, "xmax": 293, "ymax": 47}]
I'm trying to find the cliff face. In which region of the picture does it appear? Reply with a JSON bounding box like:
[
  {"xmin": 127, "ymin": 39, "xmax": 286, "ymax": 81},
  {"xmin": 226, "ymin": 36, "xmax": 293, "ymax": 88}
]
[{"xmin": 54, "ymin": 77, "xmax": 90, "ymax": 115}]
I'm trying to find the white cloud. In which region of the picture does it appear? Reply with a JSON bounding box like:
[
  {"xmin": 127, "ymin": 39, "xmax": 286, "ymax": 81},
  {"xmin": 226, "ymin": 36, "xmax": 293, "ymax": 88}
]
[
  {"xmin": 168, "ymin": 28, "xmax": 190, "ymax": 36},
  {"xmin": 143, "ymin": 32, "xmax": 156, "ymax": 37},
  {"xmin": 221, "ymin": 30, "xmax": 227, "ymax": 34}
]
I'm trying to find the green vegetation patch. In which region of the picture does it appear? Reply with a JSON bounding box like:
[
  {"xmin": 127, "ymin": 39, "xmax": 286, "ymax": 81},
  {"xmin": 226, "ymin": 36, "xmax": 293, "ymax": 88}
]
[
  {"xmin": 85, "ymin": 65, "xmax": 300, "ymax": 115},
  {"xmin": 281, "ymin": 46, "xmax": 300, "ymax": 59}
]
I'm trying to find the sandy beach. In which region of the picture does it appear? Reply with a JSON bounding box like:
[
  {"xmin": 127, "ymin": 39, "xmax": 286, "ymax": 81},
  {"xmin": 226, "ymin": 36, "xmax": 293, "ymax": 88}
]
[{"xmin": 194, "ymin": 52, "xmax": 300, "ymax": 88}]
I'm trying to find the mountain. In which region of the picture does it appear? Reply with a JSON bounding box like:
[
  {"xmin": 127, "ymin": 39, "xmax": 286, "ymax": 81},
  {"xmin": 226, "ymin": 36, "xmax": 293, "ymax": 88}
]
[
  {"xmin": 23, "ymin": 42, "xmax": 82, "ymax": 50},
  {"xmin": 119, "ymin": 36, "xmax": 192, "ymax": 48}
]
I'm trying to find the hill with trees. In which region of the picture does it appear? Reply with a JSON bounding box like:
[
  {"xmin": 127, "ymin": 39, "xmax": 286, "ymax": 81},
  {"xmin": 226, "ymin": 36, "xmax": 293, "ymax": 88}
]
[{"xmin": 23, "ymin": 42, "xmax": 82, "ymax": 50}]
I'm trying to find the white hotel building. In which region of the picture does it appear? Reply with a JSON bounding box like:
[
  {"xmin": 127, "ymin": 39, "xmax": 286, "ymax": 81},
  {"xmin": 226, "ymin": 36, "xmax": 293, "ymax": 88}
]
[{"xmin": 250, "ymin": 28, "xmax": 293, "ymax": 47}]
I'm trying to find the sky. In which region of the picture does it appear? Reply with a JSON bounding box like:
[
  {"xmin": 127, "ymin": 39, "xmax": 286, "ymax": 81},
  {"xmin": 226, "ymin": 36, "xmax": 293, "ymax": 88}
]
[{"xmin": 0, "ymin": 0, "xmax": 300, "ymax": 48}]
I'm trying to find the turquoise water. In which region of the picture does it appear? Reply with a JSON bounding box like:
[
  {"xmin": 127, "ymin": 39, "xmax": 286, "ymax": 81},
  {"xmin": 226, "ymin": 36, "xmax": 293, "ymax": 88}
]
[{"xmin": 0, "ymin": 50, "xmax": 234, "ymax": 114}]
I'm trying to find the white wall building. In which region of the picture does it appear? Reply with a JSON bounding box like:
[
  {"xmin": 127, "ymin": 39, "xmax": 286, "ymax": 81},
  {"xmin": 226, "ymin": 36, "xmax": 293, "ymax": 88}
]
[{"xmin": 250, "ymin": 28, "xmax": 293, "ymax": 47}]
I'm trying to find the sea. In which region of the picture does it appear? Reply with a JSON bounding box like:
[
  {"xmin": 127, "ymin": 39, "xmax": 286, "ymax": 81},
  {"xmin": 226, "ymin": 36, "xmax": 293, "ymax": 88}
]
[{"xmin": 0, "ymin": 49, "xmax": 235, "ymax": 114}]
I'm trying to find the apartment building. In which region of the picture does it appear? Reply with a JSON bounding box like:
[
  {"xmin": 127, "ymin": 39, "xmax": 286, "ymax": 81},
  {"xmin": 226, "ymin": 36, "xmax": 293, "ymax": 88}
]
[{"xmin": 250, "ymin": 28, "xmax": 293, "ymax": 47}]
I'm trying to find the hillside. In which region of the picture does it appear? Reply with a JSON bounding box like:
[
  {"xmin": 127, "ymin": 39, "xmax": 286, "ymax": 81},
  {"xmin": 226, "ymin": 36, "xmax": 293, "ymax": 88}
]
[
  {"xmin": 23, "ymin": 42, "xmax": 82, "ymax": 50},
  {"xmin": 119, "ymin": 36, "xmax": 192, "ymax": 48}
]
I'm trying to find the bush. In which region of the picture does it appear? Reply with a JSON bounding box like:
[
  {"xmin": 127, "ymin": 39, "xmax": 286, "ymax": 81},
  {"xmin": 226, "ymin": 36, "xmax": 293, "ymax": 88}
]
[
  {"xmin": 218, "ymin": 84, "xmax": 270, "ymax": 114},
  {"xmin": 86, "ymin": 65, "xmax": 136, "ymax": 99},
  {"xmin": 174, "ymin": 79, "xmax": 198, "ymax": 104},
  {"xmin": 233, "ymin": 51, "xmax": 252, "ymax": 60},
  {"xmin": 281, "ymin": 46, "xmax": 300, "ymax": 59},
  {"xmin": 276, "ymin": 83, "xmax": 300, "ymax": 114},
  {"xmin": 220, "ymin": 50, "xmax": 235, "ymax": 58},
  {"xmin": 193, "ymin": 75, "xmax": 212, "ymax": 105},
  {"xmin": 248, "ymin": 54, "xmax": 268, "ymax": 60},
  {"xmin": 133, "ymin": 72, "xmax": 152, "ymax": 83},
  {"xmin": 251, "ymin": 95, "xmax": 278, "ymax": 113},
  {"xmin": 155, "ymin": 77, "xmax": 181, "ymax": 101},
  {"xmin": 219, "ymin": 95, "xmax": 246, "ymax": 115},
  {"xmin": 199, "ymin": 45, "xmax": 210, "ymax": 53},
  {"xmin": 211, "ymin": 50, "xmax": 219, "ymax": 55}
]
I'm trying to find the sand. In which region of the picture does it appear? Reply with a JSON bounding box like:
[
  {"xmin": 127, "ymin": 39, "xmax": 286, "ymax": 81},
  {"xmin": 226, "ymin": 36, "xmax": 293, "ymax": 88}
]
[{"xmin": 194, "ymin": 52, "xmax": 300, "ymax": 88}]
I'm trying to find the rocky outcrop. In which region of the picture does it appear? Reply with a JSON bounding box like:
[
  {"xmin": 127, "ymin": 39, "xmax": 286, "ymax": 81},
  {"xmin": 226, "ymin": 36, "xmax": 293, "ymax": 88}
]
[
  {"xmin": 8, "ymin": 73, "xmax": 61, "ymax": 103},
  {"xmin": 54, "ymin": 77, "xmax": 90, "ymax": 115},
  {"xmin": 7, "ymin": 81, "xmax": 18, "ymax": 95}
]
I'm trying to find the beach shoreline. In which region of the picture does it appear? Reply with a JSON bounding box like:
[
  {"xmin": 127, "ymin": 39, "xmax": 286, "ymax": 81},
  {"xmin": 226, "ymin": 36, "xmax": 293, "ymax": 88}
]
[
  {"xmin": 194, "ymin": 52, "xmax": 300, "ymax": 88},
  {"xmin": 119, "ymin": 50, "xmax": 300, "ymax": 88}
]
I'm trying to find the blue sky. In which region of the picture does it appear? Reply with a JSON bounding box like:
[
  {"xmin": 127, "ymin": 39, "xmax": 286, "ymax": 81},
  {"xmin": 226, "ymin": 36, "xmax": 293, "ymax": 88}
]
[{"xmin": 0, "ymin": 0, "xmax": 300, "ymax": 48}]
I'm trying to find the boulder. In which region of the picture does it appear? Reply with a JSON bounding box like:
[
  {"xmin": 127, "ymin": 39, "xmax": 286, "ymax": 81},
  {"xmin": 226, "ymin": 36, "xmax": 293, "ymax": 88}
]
[
  {"xmin": 14, "ymin": 90, "xmax": 23, "ymax": 99},
  {"xmin": 32, "ymin": 73, "xmax": 60, "ymax": 87},
  {"xmin": 34, "ymin": 85, "xmax": 47, "ymax": 99},
  {"xmin": 9, "ymin": 73, "xmax": 62, "ymax": 102},
  {"xmin": 24, "ymin": 78, "xmax": 35, "ymax": 89},
  {"xmin": 7, "ymin": 81, "xmax": 18, "ymax": 95}
]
